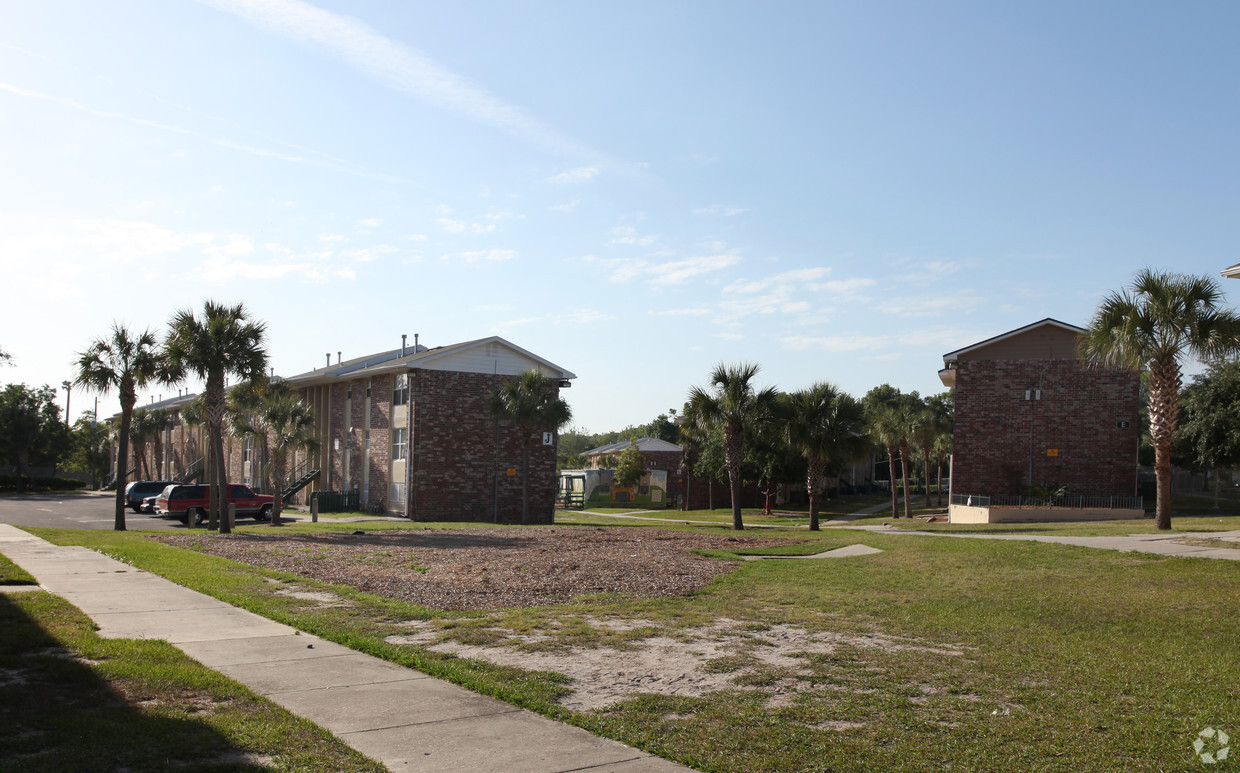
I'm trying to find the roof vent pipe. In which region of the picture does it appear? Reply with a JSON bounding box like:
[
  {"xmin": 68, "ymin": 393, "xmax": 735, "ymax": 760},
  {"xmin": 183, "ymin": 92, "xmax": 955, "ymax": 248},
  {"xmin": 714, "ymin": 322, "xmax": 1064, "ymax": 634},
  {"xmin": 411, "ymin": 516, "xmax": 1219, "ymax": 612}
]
[
  {"xmin": 414, "ymin": 333, "xmax": 419, "ymax": 351},
  {"xmin": 337, "ymin": 351, "xmax": 342, "ymax": 365},
  {"xmin": 326, "ymin": 353, "xmax": 331, "ymax": 368},
  {"xmin": 401, "ymin": 334, "xmax": 407, "ymax": 357}
]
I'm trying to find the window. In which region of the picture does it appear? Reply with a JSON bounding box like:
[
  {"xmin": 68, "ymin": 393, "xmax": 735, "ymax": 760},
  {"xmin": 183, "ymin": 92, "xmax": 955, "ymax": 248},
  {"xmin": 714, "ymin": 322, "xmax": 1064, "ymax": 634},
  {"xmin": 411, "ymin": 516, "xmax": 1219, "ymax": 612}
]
[
  {"xmin": 392, "ymin": 428, "xmax": 407, "ymax": 460},
  {"xmin": 393, "ymin": 373, "xmax": 409, "ymax": 406}
]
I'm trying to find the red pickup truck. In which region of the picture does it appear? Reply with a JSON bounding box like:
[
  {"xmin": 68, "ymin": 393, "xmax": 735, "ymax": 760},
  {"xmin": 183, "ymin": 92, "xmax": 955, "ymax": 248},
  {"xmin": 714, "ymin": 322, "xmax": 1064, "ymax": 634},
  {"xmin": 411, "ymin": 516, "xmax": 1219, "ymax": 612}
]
[{"xmin": 155, "ymin": 483, "xmax": 274, "ymax": 524}]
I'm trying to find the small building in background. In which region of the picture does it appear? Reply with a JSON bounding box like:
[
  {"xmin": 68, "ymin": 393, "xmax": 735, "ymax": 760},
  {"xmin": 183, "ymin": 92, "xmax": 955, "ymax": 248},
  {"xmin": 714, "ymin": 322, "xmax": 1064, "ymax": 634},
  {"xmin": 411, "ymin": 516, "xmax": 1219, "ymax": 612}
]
[{"xmin": 940, "ymin": 318, "xmax": 1142, "ymax": 523}]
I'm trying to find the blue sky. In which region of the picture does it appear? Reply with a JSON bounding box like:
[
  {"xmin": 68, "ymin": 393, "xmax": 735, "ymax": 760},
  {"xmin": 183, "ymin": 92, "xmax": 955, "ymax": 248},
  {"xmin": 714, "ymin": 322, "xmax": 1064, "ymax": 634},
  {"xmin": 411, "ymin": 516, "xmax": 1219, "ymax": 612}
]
[{"xmin": 2, "ymin": 0, "xmax": 1237, "ymax": 432}]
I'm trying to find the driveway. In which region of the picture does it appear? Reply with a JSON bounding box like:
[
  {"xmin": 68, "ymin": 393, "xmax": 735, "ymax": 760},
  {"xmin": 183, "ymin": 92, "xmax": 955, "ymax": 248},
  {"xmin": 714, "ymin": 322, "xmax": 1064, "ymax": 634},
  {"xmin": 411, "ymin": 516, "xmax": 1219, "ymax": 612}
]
[{"xmin": 0, "ymin": 492, "xmax": 208, "ymax": 531}]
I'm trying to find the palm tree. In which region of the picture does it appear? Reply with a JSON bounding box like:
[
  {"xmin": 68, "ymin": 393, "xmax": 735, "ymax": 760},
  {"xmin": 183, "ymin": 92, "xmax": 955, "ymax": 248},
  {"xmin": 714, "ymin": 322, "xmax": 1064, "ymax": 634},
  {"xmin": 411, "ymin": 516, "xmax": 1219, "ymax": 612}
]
[
  {"xmin": 233, "ymin": 386, "xmax": 317, "ymax": 526},
  {"xmin": 932, "ymin": 431, "xmax": 953, "ymax": 508},
  {"xmin": 73, "ymin": 323, "xmax": 161, "ymax": 530},
  {"xmin": 163, "ymin": 301, "xmax": 268, "ymax": 533},
  {"xmin": 488, "ymin": 370, "xmax": 573, "ymax": 525},
  {"xmin": 128, "ymin": 408, "xmax": 156, "ymax": 480},
  {"xmin": 912, "ymin": 400, "xmax": 951, "ymax": 508},
  {"xmin": 1079, "ymin": 269, "xmax": 1240, "ymax": 530},
  {"xmin": 784, "ymin": 383, "xmax": 866, "ymax": 531},
  {"xmin": 685, "ymin": 363, "xmax": 779, "ymax": 530},
  {"xmin": 867, "ymin": 403, "xmax": 905, "ymax": 518}
]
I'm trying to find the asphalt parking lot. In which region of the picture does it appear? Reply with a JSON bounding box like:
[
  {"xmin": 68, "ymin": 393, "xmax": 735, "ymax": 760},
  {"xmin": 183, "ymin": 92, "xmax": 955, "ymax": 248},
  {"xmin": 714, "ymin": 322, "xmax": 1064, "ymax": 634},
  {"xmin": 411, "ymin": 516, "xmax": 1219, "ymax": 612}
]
[{"xmin": 0, "ymin": 492, "xmax": 228, "ymax": 530}]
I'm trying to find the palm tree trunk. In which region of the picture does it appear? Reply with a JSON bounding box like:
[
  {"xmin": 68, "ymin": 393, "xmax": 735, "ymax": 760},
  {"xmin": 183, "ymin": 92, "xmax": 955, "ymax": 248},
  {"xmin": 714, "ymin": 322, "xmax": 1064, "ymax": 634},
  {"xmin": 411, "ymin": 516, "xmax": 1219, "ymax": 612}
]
[
  {"xmin": 900, "ymin": 446, "xmax": 912, "ymax": 519},
  {"xmin": 520, "ymin": 440, "xmax": 530, "ymax": 525},
  {"xmin": 115, "ymin": 392, "xmax": 134, "ymax": 531},
  {"xmin": 1153, "ymin": 441, "xmax": 1173, "ymax": 531},
  {"xmin": 215, "ymin": 433, "xmax": 230, "ymax": 533},
  {"xmin": 806, "ymin": 457, "xmax": 824, "ymax": 531},
  {"xmin": 724, "ymin": 426, "xmax": 744, "ymax": 530},
  {"xmin": 936, "ymin": 458, "xmax": 944, "ymax": 508},
  {"xmin": 886, "ymin": 447, "xmax": 898, "ymax": 518},
  {"xmin": 271, "ymin": 450, "xmax": 285, "ymax": 526},
  {"xmin": 923, "ymin": 449, "xmax": 932, "ymax": 508}
]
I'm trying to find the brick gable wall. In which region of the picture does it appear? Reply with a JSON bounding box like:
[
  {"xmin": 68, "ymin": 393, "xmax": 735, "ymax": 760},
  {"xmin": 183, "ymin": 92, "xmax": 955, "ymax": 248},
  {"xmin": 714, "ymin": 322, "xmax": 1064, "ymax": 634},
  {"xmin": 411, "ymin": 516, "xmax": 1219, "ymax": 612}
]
[
  {"xmin": 409, "ymin": 370, "xmax": 558, "ymax": 524},
  {"xmin": 953, "ymin": 358, "xmax": 1139, "ymax": 497}
]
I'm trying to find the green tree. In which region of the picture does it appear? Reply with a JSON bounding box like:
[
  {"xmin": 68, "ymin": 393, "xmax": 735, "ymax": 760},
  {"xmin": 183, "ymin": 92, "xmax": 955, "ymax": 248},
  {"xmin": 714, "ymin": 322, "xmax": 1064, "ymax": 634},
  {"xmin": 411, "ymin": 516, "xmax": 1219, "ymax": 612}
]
[
  {"xmin": 488, "ymin": 370, "xmax": 573, "ymax": 525},
  {"xmin": 1176, "ymin": 360, "xmax": 1240, "ymax": 505},
  {"xmin": 232, "ymin": 384, "xmax": 317, "ymax": 525},
  {"xmin": 614, "ymin": 440, "xmax": 647, "ymax": 490},
  {"xmin": 66, "ymin": 411, "xmax": 112, "ymax": 489},
  {"xmin": 164, "ymin": 301, "xmax": 269, "ymax": 533},
  {"xmin": 685, "ymin": 363, "xmax": 779, "ymax": 530},
  {"xmin": 0, "ymin": 384, "xmax": 68, "ymax": 492},
  {"xmin": 1080, "ymin": 269, "xmax": 1240, "ymax": 529},
  {"xmin": 784, "ymin": 383, "xmax": 866, "ymax": 530},
  {"xmin": 74, "ymin": 323, "xmax": 161, "ymax": 530},
  {"xmin": 128, "ymin": 408, "xmax": 157, "ymax": 480}
]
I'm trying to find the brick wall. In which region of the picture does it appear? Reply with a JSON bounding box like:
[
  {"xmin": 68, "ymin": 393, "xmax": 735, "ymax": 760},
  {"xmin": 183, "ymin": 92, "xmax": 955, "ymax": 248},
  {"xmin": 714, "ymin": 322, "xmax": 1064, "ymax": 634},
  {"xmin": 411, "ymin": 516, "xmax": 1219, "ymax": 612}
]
[
  {"xmin": 409, "ymin": 370, "xmax": 559, "ymax": 524},
  {"xmin": 953, "ymin": 359, "xmax": 1139, "ymax": 497},
  {"xmin": 368, "ymin": 375, "xmax": 392, "ymax": 508}
]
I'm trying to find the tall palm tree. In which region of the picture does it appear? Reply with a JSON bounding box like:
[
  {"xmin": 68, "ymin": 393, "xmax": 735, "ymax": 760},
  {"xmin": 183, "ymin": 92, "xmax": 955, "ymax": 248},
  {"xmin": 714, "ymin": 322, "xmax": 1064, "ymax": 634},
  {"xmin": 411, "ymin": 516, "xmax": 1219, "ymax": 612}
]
[
  {"xmin": 912, "ymin": 400, "xmax": 950, "ymax": 508},
  {"xmin": 128, "ymin": 408, "xmax": 156, "ymax": 480},
  {"xmin": 932, "ymin": 431, "xmax": 953, "ymax": 508},
  {"xmin": 233, "ymin": 387, "xmax": 317, "ymax": 526},
  {"xmin": 488, "ymin": 370, "xmax": 573, "ymax": 525},
  {"xmin": 867, "ymin": 403, "xmax": 905, "ymax": 518},
  {"xmin": 73, "ymin": 323, "xmax": 161, "ymax": 530},
  {"xmin": 784, "ymin": 383, "xmax": 866, "ymax": 531},
  {"xmin": 163, "ymin": 301, "xmax": 268, "ymax": 533},
  {"xmin": 1080, "ymin": 269, "xmax": 1240, "ymax": 530},
  {"xmin": 685, "ymin": 363, "xmax": 779, "ymax": 531}
]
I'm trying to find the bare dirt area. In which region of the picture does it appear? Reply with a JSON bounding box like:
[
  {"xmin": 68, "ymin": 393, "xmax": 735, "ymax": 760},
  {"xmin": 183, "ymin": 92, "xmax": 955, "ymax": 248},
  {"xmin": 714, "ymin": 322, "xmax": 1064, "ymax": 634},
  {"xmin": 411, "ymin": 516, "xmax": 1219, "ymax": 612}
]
[
  {"xmin": 153, "ymin": 526, "xmax": 796, "ymax": 610},
  {"xmin": 389, "ymin": 617, "xmax": 972, "ymax": 712}
]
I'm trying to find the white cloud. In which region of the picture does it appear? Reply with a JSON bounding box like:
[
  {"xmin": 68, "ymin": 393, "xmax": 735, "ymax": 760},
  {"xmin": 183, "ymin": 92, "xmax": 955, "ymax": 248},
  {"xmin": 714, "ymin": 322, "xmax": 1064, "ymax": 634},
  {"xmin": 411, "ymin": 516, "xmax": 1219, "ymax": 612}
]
[
  {"xmin": 343, "ymin": 245, "xmax": 398, "ymax": 262},
  {"xmin": 550, "ymin": 200, "xmax": 580, "ymax": 213},
  {"xmin": 0, "ymin": 81, "xmax": 398, "ymax": 182},
  {"xmin": 649, "ymin": 308, "xmax": 711, "ymax": 317},
  {"xmin": 319, "ymin": 233, "xmax": 345, "ymax": 242},
  {"xmin": 594, "ymin": 253, "xmax": 740, "ymax": 286},
  {"xmin": 404, "ymin": 233, "xmax": 428, "ymax": 241},
  {"xmin": 879, "ymin": 291, "xmax": 984, "ymax": 317},
  {"xmin": 442, "ymin": 249, "xmax": 517, "ymax": 263},
  {"xmin": 359, "ymin": 217, "xmax": 384, "ymax": 228},
  {"xmin": 807, "ymin": 278, "xmax": 876, "ymax": 298},
  {"xmin": 546, "ymin": 165, "xmax": 600, "ymax": 184},
  {"xmin": 202, "ymin": 0, "xmax": 606, "ymax": 164},
  {"xmin": 608, "ymin": 225, "xmax": 658, "ymax": 247},
  {"xmin": 693, "ymin": 204, "xmax": 747, "ymax": 217},
  {"xmin": 438, "ymin": 217, "xmax": 495, "ymax": 234},
  {"xmin": 780, "ymin": 335, "xmax": 889, "ymax": 352},
  {"xmin": 724, "ymin": 267, "xmax": 832, "ymax": 294}
]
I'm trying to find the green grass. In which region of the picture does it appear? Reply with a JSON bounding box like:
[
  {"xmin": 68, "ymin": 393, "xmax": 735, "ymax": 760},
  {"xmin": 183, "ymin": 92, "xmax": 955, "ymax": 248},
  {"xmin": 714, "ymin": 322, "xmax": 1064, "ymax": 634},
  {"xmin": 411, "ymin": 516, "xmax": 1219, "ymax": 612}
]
[
  {"xmin": 22, "ymin": 520, "xmax": 1240, "ymax": 771},
  {"xmin": 884, "ymin": 512, "xmax": 1240, "ymax": 536},
  {"xmin": 0, "ymin": 553, "xmax": 38, "ymax": 585},
  {"xmin": 0, "ymin": 590, "xmax": 385, "ymax": 772}
]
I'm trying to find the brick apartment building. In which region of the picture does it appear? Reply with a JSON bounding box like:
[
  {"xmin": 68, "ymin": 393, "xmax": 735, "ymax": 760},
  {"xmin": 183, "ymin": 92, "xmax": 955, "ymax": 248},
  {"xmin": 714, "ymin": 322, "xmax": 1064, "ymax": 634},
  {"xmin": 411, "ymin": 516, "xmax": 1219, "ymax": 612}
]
[
  {"xmin": 117, "ymin": 336, "xmax": 575, "ymax": 524},
  {"xmin": 939, "ymin": 318, "xmax": 1140, "ymax": 511}
]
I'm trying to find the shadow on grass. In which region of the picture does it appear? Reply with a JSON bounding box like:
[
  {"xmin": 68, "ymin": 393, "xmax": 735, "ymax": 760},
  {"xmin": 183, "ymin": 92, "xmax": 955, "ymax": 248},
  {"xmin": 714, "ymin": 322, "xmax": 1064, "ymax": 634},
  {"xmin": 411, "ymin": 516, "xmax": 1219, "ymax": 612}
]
[{"xmin": 0, "ymin": 593, "xmax": 260, "ymax": 772}]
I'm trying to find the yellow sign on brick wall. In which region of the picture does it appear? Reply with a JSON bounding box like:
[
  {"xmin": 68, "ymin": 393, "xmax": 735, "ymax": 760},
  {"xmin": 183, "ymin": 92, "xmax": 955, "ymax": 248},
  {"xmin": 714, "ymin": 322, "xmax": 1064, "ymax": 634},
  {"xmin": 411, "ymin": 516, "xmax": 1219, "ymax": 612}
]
[{"xmin": 1047, "ymin": 449, "xmax": 1059, "ymax": 457}]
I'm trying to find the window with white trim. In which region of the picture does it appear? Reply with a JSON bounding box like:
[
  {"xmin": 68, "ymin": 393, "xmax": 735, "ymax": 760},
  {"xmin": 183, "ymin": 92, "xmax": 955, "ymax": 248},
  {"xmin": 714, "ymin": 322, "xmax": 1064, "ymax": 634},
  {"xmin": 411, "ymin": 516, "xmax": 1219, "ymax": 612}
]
[{"xmin": 392, "ymin": 427, "xmax": 407, "ymax": 460}]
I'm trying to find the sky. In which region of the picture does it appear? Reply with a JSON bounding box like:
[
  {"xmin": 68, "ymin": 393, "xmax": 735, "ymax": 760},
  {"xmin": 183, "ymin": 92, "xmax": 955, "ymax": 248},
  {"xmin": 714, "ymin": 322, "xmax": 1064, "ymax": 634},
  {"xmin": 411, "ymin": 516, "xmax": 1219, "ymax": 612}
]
[{"xmin": 2, "ymin": 0, "xmax": 1238, "ymax": 433}]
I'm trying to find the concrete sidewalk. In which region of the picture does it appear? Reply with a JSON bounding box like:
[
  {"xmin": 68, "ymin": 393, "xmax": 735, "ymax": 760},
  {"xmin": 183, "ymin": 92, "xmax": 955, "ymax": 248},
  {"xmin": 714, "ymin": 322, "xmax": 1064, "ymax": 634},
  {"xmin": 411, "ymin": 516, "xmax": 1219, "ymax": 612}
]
[
  {"xmin": 0, "ymin": 524, "xmax": 690, "ymax": 772},
  {"xmin": 838, "ymin": 524, "xmax": 1240, "ymax": 561}
]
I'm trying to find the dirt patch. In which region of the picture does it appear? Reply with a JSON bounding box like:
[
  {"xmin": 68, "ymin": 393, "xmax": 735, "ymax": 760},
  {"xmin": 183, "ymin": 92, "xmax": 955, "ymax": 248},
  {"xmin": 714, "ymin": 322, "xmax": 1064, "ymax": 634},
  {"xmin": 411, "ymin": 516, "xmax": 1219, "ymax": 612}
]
[
  {"xmin": 153, "ymin": 527, "xmax": 795, "ymax": 610},
  {"xmin": 387, "ymin": 617, "xmax": 968, "ymax": 711}
]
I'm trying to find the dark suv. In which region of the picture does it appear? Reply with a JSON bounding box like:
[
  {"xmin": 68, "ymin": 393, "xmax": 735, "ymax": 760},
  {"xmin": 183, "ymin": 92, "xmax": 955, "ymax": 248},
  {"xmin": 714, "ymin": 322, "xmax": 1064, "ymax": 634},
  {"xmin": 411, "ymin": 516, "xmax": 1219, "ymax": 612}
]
[
  {"xmin": 124, "ymin": 480, "xmax": 177, "ymax": 512},
  {"xmin": 155, "ymin": 483, "xmax": 274, "ymax": 524}
]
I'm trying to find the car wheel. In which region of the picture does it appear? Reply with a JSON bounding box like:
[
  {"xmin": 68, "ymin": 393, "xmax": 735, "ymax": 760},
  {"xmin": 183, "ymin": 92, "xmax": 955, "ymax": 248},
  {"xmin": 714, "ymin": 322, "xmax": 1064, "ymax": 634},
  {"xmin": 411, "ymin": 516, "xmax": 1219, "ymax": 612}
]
[
  {"xmin": 258, "ymin": 504, "xmax": 273, "ymax": 521},
  {"xmin": 194, "ymin": 507, "xmax": 208, "ymax": 525}
]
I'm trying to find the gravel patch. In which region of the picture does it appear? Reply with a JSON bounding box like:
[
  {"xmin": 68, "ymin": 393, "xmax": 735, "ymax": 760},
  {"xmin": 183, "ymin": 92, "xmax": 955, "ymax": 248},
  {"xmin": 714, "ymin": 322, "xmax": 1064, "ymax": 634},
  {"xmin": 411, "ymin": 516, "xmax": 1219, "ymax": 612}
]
[{"xmin": 153, "ymin": 527, "xmax": 796, "ymax": 610}]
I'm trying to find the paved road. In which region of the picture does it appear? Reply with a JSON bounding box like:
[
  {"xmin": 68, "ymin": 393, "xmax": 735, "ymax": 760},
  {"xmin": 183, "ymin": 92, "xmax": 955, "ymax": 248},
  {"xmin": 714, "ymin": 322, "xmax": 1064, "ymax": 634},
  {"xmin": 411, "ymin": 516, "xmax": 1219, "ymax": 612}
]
[{"xmin": 0, "ymin": 492, "xmax": 245, "ymax": 531}]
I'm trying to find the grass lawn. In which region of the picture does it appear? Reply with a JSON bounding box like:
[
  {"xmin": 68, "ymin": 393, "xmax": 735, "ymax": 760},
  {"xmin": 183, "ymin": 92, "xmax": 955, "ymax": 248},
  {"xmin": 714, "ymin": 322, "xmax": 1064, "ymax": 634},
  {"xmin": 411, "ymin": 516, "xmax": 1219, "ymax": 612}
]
[
  {"xmin": 21, "ymin": 520, "xmax": 1240, "ymax": 771},
  {"xmin": 558, "ymin": 493, "xmax": 925, "ymax": 529},
  {"xmin": 0, "ymin": 589, "xmax": 385, "ymax": 772},
  {"xmin": 883, "ymin": 512, "xmax": 1240, "ymax": 537}
]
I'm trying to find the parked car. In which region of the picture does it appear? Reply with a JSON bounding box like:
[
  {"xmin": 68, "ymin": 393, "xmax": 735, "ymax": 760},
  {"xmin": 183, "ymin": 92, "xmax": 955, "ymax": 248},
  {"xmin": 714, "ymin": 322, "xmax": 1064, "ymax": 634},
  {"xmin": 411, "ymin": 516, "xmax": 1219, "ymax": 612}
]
[
  {"xmin": 155, "ymin": 483, "xmax": 274, "ymax": 524},
  {"xmin": 124, "ymin": 480, "xmax": 177, "ymax": 512}
]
